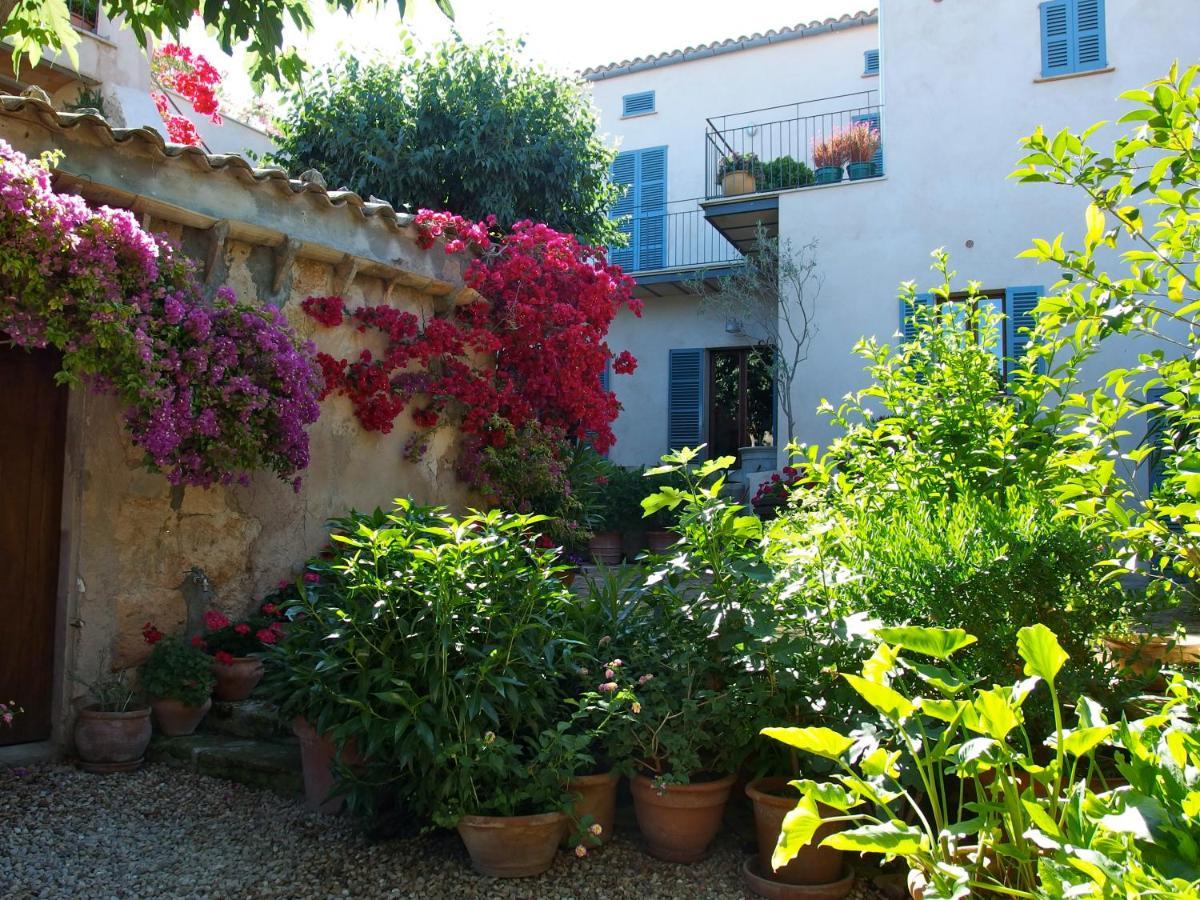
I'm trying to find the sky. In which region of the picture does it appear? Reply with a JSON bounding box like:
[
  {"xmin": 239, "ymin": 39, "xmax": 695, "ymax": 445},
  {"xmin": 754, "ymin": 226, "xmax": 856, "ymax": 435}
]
[{"xmin": 185, "ymin": 0, "xmax": 873, "ymax": 117}]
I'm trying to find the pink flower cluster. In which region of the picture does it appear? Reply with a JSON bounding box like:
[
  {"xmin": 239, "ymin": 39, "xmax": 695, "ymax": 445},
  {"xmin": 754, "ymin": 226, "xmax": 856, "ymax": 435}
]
[
  {"xmin": 150, "ymin": 43, "xmax": 223, "ymax": 147},
  {"xmin": 0, "ymin": 141, "xmax": 322, "ymax": 488}
]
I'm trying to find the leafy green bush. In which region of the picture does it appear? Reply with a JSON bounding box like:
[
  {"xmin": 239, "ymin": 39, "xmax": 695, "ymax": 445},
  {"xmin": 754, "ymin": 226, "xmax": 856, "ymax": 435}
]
[
  {"xmin": 264, "ymin": 502, "xmax": 594, "ymax": 828},
  {"xmin": 589, "ymin": 463, "xmax": 648, "ymax": 533},
  {"xmin": 140, "ymin": 637, "xmax": 215, "ymax": 706},
  {"xmin": 760, "ymin": 156, "xmax": 815, "ymax": 191},
  {"xmin": 271, "ymin": 38, "xmax": 619, "ymax": 245}
]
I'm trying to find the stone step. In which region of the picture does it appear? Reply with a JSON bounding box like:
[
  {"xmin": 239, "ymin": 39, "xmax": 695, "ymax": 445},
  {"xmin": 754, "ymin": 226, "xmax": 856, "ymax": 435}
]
[
  {"xmin": 148, "ymin": 733, "xmax": 302, "ymax": 796},
  {"xmin": 204, "ymin": 699, "xmax": 291, "ymax": 740}
]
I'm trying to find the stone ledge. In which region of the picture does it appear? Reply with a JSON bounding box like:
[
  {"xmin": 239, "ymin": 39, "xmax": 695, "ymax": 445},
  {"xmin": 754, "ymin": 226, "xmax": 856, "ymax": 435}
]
[{"xmin": 148, "ymin": 733, "xmax": 301, "ymax": 796}]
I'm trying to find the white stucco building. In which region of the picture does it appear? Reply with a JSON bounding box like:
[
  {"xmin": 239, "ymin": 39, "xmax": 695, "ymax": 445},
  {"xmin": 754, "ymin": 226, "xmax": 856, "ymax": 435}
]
[
  {"xmin": 2, "ymin": 4, "xmax": 273, "ymax": 156},
  {"xmin": 588, "ymin": 1, "xmax": 1196, "ymax": 480}
]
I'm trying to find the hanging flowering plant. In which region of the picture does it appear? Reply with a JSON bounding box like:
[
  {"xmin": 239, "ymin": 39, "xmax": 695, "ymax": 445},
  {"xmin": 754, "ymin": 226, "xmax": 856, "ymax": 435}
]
[
  {"xmin": 303, "ymin": 211, "xmax": 640, "ymax": 482},
  {"xmin": 151, "ymin": 43, "xmax": 222, "ymax": 146},
  {"xmin": 0, "ymin": 141, "xmax": 321, "ymax": 488}
]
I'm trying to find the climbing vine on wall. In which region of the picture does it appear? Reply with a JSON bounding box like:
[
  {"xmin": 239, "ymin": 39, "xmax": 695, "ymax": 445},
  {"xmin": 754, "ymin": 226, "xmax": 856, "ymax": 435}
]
[
  {"xmin": 0, "ymin": 141, "xmax": 321, "ymax": 488},
  {"xmin": 303, "ymin": 210, "xmax": 640, "ymax": 475}
]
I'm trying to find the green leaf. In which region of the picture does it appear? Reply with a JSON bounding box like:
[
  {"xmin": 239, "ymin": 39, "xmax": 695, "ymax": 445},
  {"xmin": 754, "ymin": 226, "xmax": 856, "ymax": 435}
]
[
  {"xmin": 823, "ymin": 821, "xmax": 926, "ymax": 856},
  {"xmin": 761, "ymin": 726, "xmax": 854, "ymax": 760},
  {"xmin": 1060, "ymin": 724, "xmax": 1115, "ymax": 757},
  {"xmin": 843, "ymin": 673, "xmax": 916, "ymax": 721},
  {"xmin": 1017, "ymin": 624, "xmax": 1068, "ymax": 684},
  {"xmin": 875, "ymin": 626, "xmax": 977, "ymax": 659},
  {"xmin": 772, "ymin": 795, "xmax": 824, "ymax": 871},
  {"xmin": 791, "ymin": 779, "xmax": 860, "ymax": 812}
]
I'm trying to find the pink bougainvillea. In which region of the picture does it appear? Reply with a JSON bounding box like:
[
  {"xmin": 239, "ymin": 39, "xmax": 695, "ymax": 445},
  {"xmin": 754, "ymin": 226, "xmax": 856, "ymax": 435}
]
[
  {"xmin": 303, "ymin": 211, "xmax": 641, "ymax": 464},
  {"xmin": 0, "ymin": 141, "xmax": 321, "ymax": 488},
  {"xmin": 151, "ymin": 43, "xmax": 223, "ymax": 147}
]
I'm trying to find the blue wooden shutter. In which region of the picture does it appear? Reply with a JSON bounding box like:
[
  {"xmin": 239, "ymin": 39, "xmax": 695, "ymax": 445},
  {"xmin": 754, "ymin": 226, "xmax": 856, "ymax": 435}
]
[
  {"xmin": 668, "ymin": 349, "xmax": 704, "ymax": 451},
  {"xmin": 599, "ymin": 358, "xmax": 611, "ymax": 393},
  {"xmin": 637, "ymin": 147, "xmax": 667, "ymax": 270},
  {"xmin": 1073, "ymin": 0, "xmax": 1106, "ymax": 71},
  {"xmin": 1004, "ymin": 285, "xmax": 1043, "ymax": 378},
  {"xmin": 1040, "ymin": 0, "xmax": 1072, "ymax": 76},
  {"xmin": 851, "ymin": 111, "xmax": 883, "ymax": 176},
  {"xmin": 899, "ymin": 292, "xmax": 933, "ymax": 342},
  {"xmin": 1146, "ymin": 386, "xmax": 1168, "ymax": 494},
  {"xmin": 622, "ymin": 91, "xmax": 655, "ymax": 116},
  {"xmin": 863, "ymin": 49, "xmax": 879, "ymax": 75},
  {"xmin": 609, "ymin": 152, "xmax": 636, "ymax": 270}
]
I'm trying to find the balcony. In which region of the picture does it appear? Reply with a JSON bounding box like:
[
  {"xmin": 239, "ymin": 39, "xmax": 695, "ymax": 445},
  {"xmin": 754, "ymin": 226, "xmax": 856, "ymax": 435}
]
[
  {"xmin": 702, "ymin": 90, "xmax": 882, "ymax": 252},
  {"xmin": 613, "ymin": 199, "xmax": 744, "ymax": 299},
  {"xmin": 68, "ymin": 0, "xmax": 99, "ymax": 31}
]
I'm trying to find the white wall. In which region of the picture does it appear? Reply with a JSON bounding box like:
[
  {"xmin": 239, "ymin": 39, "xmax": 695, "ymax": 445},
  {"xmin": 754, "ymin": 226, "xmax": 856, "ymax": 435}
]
[{"xmin": 588, "ymin": 20, "xmax": 879, "ymax": 207}]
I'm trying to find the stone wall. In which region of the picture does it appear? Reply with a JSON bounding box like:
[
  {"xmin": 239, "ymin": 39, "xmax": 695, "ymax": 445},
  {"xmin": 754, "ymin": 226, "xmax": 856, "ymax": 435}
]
[{"xmin": 59, "ymin": 230, "xmax": 473, "ymax": 725}]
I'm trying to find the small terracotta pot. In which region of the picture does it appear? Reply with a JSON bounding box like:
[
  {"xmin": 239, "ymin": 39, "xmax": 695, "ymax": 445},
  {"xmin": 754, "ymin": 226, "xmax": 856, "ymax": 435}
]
[
  {"xmin": 293, "ymin": 716, "xmax": 361, "ymax": 814},
  {"xmin": 645, "ymin": 529, "xmax": 677, "ymax": 555},
  {"xmin": 588, "ymin": 531, "xmax": 623, "ymax": 566},
  {"xmin": 565, "ymin": 769, "xmax": 619, "ymax": 847},
  {"xmin": 742, "ymin": 855, "xmax": 855, "ymax": 900},
  {"xmin": 74, "ymin": 705, "xmax": 152, "ymax": 773},
  {"xmin": 457, "ymin": 811, "xmax": 567, "ymax": 877},
  {"xmin": 746, "ymin": 777, "xmax": 845, "ymax": 885},
  {"xmin": 150, "ymin": 696, "xmax": 212, "ymax": 737},
  {"xmin": 631, "ymin": 772, "xmax": 736, "ymax": 863},
  {"xmin": 211, "ymin": 656, "xmax": 264, "ymax": 701}
]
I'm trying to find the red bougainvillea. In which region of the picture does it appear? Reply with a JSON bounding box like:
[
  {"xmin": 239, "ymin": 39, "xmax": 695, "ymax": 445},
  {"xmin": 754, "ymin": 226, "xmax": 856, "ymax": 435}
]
[
  {"xmin": 302, "ymin": 211, "xmax": 641, "ymax": 460},
  {"xmin": 151, "ymin": 43, "xmax": 223, "ymax": 146}
]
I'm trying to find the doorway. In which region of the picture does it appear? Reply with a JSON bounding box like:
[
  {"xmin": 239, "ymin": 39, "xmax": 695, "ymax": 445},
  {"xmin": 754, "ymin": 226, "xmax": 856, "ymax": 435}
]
[
  {"xmin": 707, "ymin": 347, "xmax": 775, "ymax": 463},
  {"xmin": 0, "ymin": 346, "xmax": 68, "ymax": 746}
]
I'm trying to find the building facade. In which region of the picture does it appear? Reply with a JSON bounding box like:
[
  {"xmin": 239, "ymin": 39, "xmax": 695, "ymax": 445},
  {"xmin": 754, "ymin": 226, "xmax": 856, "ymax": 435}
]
[{"xmin": 588, "ymin": 1, "xmax": 1196, "ymax": 476}]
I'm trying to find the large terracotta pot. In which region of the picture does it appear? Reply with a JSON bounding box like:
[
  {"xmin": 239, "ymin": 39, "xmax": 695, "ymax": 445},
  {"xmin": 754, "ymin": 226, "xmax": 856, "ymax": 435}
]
[
  {"xmin": 742, "ymin": 856, "xmax": 856, "ymax": 900},
  {"xmin": 722, "ymin": 170, "xmax": 757, "ymax": 196},
  {"xmin": 1102, "ymin": 633, "xmax": 1200, "ymax": 677},
  {"xmin": 74, "ymin": 706, "xmax": 152, "ymax": 773},
  {"xmin": 150, "ymin": 696, "xmax": 212, "ymax": 737},
  {"xmin": 457, "ymin": 811, "xmax": 567, "ymax": 877},
  {"xmin": 292, "ymin": 716, "xmax": 361, "ymax": 814},
  {"xmin": 211, "ymin": 656, "xmax": 264, "ymax": 701},
  {"xmin": 746, "ymin": 777, "xmax": 845, "ymax": 886},
  {"xmin": 565, "ymin": 769, "xmax": 619, "ymax": 848},
  {"xmin": 645, "ymin": 529, "xmax": 678, "ymax": 555},
  {"xmin": 588, "ymin": 531, "xmax": 623, "ymax": 566},
  {"xmin": 631, "ymin": 772, "xmax": 736, "ymax": 863}
]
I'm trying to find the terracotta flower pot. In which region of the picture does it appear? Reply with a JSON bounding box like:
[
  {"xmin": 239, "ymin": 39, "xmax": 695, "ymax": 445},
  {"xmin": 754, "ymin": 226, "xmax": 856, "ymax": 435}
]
[
  {"xmin": 742, "ymin": 855, "xmax": 855, "ymax": 900},
  {"xmin": 722, "ymin": 170, "xmax": 757, "ymax": 196},
  {"xmin": 456, "ymin": 811, "xmax": 567, "ymax": 877},
  {"xmin": 565, "ymin": 769, "xmax": 620, "ymax": 847},
  {"xmin": 1102, "ymin": 633, "xmax": 1200, "ymax": 679},
  {"xmin": 631, "ymin": 772, "xmax": 736, "ymax": 863},
  {"xmin": 74, "ymin": 705, "xmax": 152, "ymax": 773},
  {"xmin": 211, "ymin": 656, "xmax": 264, "ymax": 701},
  {"xmin": 645, "ymin": 529, "xmax": 677, "ymax": 554},
  {"xmin": 293, "ymin": 716, "xmax": 361, "ymax": 814},
  {"xmin": 150, "ymin": 696, "xmax": 212, "ymax": 737},
  {"xmin": 746, "ymin": 777, "xmax": 845, "ymax": 886},
  {"xmin": 588, "ymin": 531, "xmax": 623, "ymax": 566}
]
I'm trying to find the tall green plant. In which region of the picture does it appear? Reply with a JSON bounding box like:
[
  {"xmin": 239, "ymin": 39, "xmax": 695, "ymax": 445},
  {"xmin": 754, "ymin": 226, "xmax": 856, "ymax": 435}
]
[{"xmin": 272, "ymin": 38, "xmax": 619, "ymax": 244}]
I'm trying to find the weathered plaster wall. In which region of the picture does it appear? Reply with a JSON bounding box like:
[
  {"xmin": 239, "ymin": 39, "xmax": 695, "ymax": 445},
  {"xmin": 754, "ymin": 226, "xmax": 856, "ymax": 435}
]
[{"xmin": 60, "ymin": 234, "xmax": 473, "ymax": 736}]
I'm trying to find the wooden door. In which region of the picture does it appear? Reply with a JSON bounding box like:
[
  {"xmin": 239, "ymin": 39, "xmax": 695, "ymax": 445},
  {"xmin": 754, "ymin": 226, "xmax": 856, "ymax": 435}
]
[{"xmin": 0, "ymin": 346, "xmax": 68, "ymax": 746}]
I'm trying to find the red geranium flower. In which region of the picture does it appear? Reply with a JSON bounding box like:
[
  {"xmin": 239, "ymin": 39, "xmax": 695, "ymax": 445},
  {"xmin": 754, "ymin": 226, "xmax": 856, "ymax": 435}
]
[
  {"xmin": 191, "ymin": 635, "xmax": 206, "ymax": 650},
  {"xmin": 142, "ymin": 622, "xmax": 163, "ymax": 645},
  {"xmin": 261, "ymin": 602, "xmax": 278, "ymax": 616},
  {"xmin": 203, "ymin": 610, "xmax": 230, "ymax": 631},
  {"xmin": 256, "ymin": 628, "xmax": 278, "ymax": 645},
  {"xmin": 234, "ymin": 623, "xmax": 251, "ymax": 635},
  {"xmin": 214, "ymin": 650, "xmax": 235, "ymax": 665}
]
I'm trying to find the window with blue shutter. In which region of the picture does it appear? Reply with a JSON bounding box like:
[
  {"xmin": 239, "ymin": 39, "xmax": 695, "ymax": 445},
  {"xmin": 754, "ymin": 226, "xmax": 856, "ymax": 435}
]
[
  {"xmin": 1040, "ymin": 0, "xmax": 1106, "ymax": 77},
  {"xmin": 1146, "ymin": 386, "xmax": 1169, "ymax": 494},
  {"xmin": 599, "ymin": 358, "xmax": 611, "ymax": 393},
  {"xmin": 1004, "ymin": 285, "xmax": 1043, "ymax": 379},
  {"xmin": 898, "ymin": 292, "xmax": 933, "ymax": 342},
  {"xmin": 851, "ymin": 111, "xmax": 883, "ymax": 176},
  {"xmin": 608, "ymin": 147, "xmax": 668, "ymax": 272},
  {"xmin": 863, "ymin": 49, "xmax": 879, "ymax": 75},
  {"xmin": 668, "ymin": 349, "xmax": 704, "ymax": 452},
  {"xmin": 622, "ymin": 91, "xmax": 656, "ymax": 117}
]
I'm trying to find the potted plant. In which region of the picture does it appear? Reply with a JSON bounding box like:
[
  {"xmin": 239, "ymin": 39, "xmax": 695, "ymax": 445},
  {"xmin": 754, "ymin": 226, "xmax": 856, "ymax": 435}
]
[
  {"xmin": 139, "ymin": 622, "xmax": 216, "ymax": 736},
  {"xmin": 751, "ymin": 465, "xmax": 809, "ymax": 520},
  {"xmin": 586, "ymin": 459, "xmax": 625, "ymax": 565},
  {"xmin": 72, "ymin": 667, "xmax": 151, "ymax": 773},
  {"xmin": 1100, "ymin": 624, "xmax": 1200, "ymax": 683},
  {"xmin": 844, "ymin": 122, "xmax": 880, "ymax": 180},
  {"xmin": 196, "ymin": 604, "xmax": 285, "ymax": 701},
  {"xmin": 740, "ymin": 444, "xmax": 778, "ymax": 474},
  {"xmin": 811, "ymin": 133, "xmax": 846, "ymax": 185},
  {"xmin": 717, "ymin": 151, "xmax": 762, "ymax": 196},
  {"xmin": 760, "ymin": 155, "xmax": 815, "ymax": 192}
]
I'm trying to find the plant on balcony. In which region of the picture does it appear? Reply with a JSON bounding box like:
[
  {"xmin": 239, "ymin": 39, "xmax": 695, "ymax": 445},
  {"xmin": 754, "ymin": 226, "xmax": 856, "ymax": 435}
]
[
  {"xmin": 716, "ymin": 151, "xmax": 761, "ymax": 195},
  {"xmin": 760, "ymin": 155, "xmax": 815, "ymax": 191},
  {"xmin": 811, "ymin": 132, "xmax": 847, "ymax": 185},
  {"xmin": 843, "ymin": 122, "xmax": 880, "ymax": 180}
]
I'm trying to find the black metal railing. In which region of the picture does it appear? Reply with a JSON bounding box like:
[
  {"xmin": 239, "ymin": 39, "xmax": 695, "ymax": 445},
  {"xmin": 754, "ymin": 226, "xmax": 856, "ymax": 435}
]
[
  {"xmin": 611, "ymin": 199, "xmax": 742, "ymax": 275},
  {"xmin": 705, "ymin": 90, "xmax": 883, "ymax": 199},
  {"xmin": 68, "ymin": 0, "xmax": 99, "ymax": 30}
]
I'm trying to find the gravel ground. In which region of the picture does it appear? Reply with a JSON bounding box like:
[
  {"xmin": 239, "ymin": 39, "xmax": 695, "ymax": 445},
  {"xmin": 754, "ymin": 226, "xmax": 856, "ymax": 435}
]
[{"xmin": 0, "ymin": 764, "xmax": 889, "ymax": 899}]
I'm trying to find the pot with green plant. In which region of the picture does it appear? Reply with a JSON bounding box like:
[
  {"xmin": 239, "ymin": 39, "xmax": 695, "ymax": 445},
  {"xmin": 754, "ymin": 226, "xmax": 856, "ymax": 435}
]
[
  {"xmin": 811, "ymin": 133, "xmax": 846, "ymax": 185},
  {"xmin": 73, "ymin": 668, "xmax": 151, "ymax": 773},
  {"xmin": 139, "ymin": 623, "xmax": 215, "ymax": 736},
  {"xmin": 843, "ymin": 122, "xmax": 880, "ymax": 180},
  {"xmin": 760, "ymin": 155, "xmax": 815, "ymax": 192},
  {"xmin": 717, "ymin": 151, "xmax": 762, "ymax": 196},
  {"xmin": 197, "ymin": 605, "xmax": 285, "ymax": 700}
]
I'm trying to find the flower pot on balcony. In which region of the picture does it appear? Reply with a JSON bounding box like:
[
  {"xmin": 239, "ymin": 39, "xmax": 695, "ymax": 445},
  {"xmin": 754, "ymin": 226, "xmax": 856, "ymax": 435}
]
[
  {"xmin": 722, "ymin": 171, "xmax": 757, "ymax": 195},
  {"xmin": 847, "ymin": 162, "xmax": 875, "ymax": 181},
  {"xmin": 814, "ymin": 166, "xmax": 843, "ymax": 185}
]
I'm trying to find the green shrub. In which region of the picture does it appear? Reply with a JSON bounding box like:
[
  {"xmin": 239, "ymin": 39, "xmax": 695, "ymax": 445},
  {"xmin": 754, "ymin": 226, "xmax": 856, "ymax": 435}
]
[
  {"xmin": 760, "ymin": 155, "xmax": 815, "ymax": 191},
  {"xmin": 140, "ymin": 637, "xmax": 215, "ymax": 706}
]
